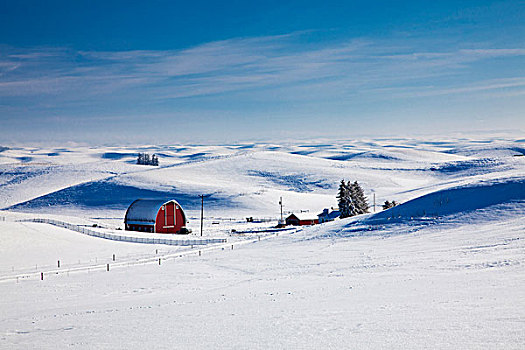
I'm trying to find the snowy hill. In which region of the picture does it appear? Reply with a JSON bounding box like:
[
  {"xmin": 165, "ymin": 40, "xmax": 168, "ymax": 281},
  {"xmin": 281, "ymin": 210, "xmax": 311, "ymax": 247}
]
[
  {"xmin": 2, "ymin": 137, "xmax": 524, "ymax": 223},
  {"xmin": 369, "ymin": 176, "xmax": 525, "ymax": 221}
]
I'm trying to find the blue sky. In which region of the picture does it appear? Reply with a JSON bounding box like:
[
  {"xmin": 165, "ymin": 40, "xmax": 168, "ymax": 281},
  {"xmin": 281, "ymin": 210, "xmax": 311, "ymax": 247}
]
[{"xmin": 1, "ymin": 0, "xmax": 524, "ymax": 144}]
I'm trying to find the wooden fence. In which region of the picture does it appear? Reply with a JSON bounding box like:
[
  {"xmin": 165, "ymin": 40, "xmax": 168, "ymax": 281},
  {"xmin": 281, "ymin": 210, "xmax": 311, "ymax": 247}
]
[{"xmin": 17, "ymin": 218, "xmax": 226, "ymax": 246}]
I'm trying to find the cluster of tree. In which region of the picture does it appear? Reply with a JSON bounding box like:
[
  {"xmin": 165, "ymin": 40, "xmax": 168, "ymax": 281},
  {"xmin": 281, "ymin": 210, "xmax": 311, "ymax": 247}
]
[
  {"xmin": 337, "ymin": 180, "xmax": 369, "ymax": 218},
  {"xmin": 382, "ymin": 200, "xmax": 398, "ymax": 210},
  {"xmin": 137, "ymin": 153, "xmax": 159, "ymax": 166}
]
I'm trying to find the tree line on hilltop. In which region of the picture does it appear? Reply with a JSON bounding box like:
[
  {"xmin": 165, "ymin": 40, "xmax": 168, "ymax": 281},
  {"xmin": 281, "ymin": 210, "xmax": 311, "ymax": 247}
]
[{"xmin": 137, "ymin": 153, "xmax": 159, "ymax": 166}]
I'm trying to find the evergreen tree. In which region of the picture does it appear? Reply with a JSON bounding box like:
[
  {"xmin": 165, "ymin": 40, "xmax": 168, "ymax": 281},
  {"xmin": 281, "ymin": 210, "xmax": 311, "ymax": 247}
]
[
  {"xmin": 345, "ymin": 181, "xmax": 358, "ymax": 216},
  {"xmin": 382, "ymin": 200, "xmax": 398, "ymax": 210},
  {"xmin": 337, "ymin": 180, "xmax": 359, "ymax": 218},
  {"xmin": 337, "ymin": 180, "xmax": 351, "ymax": 218},
  {"xmin": 137, "ymin": 153, "xmax": 144, "ymax": 165},
  {"xmin": 347, "ymin": 181, "xmax": 358, "ymax": 214},
  {"xmin": 350, "ymin": 181, "xmax": 369, "ymax": 214}
]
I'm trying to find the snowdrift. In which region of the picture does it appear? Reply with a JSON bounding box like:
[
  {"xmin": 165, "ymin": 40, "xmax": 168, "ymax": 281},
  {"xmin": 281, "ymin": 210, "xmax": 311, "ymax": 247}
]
[{"xmin": 367, "ymin": 177, "xmax": 525, "ymax": 223}]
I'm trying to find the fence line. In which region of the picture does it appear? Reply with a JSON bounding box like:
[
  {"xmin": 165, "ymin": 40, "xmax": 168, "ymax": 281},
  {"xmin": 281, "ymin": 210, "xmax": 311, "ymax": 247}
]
[
  {"xmin": 17, "ymin": 218, "xmax": 226, "ymax": 246},
  {"xmin": 0, "ymin": 226, "xmax": 299, "ymax": 283}
]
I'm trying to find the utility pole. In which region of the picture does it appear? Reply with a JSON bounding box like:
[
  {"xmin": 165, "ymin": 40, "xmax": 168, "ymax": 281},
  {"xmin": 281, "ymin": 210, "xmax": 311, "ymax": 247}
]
[
  {"xmin": 279, "ymin": 197, "xmax": 283, "ymax": 222},
  {"xmin": 199, "ymin": 194, "xmax": 204, "ymax": 236}
]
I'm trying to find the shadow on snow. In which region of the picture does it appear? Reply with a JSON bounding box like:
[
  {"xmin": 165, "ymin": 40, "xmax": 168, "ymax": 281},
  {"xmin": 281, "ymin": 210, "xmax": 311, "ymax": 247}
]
[{"xmin": 8, "ymin": 179, "xmax": 235, "ymax": 211}]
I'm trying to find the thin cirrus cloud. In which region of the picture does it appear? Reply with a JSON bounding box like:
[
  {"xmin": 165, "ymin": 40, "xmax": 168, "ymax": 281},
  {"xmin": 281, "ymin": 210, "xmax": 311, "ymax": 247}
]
[
  {"xmin": 1, "ymin": 33, "xmax": 525, "ymax": 108},
  {"xmin": 374, "ymin": 77, "xmax": 525, "ymax": 98}
]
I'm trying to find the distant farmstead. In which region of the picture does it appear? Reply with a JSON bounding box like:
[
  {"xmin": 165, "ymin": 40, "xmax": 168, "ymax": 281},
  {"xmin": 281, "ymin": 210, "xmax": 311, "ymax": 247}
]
[
  {"xmin": 125, "ymin": 199, "xmax": 188, "ymax": 234},
  {"xmin": 285, "ymin": 213, "xmax": 319, "ymax": 226},
  {"xmin": 317, "ymin": 208, "xmax": 340, "ymax": 223}
]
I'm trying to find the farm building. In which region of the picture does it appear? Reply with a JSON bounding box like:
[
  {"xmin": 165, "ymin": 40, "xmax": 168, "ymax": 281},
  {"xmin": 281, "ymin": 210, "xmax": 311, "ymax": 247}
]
[
  {"xmin": 285, "ymin": 213, "xmax": 319, "ymax": 226},
  {"xmin": 317, "ymin": 208, "xmax": 340, "ymax": 223},
  {"xmin": 124, "ymin": 199, "xmax": 188, "ymax": 234}
]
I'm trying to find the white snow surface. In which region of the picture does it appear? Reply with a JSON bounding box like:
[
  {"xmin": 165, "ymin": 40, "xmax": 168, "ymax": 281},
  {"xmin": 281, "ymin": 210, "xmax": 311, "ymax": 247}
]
[{"xmin": 0, "ymin": 136, "xmax": 524, "ymax": 349}]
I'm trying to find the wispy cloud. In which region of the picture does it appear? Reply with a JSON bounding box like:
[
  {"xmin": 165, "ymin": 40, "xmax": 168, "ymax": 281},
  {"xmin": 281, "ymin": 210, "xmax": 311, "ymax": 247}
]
[
  {"xmin": 1, "ymin": 33, "xmax": 524, "ymax": 109},
  {"xmin": 368, "ymin": 77, "xmax": 525, "ymax": 98}
]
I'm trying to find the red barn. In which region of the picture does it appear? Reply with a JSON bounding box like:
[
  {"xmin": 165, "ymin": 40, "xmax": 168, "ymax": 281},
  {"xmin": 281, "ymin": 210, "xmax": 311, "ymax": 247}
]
[
  {"xmin": 124, "ymin": 199, "xmax": 188, "ymax": 234},
  {"xmin": 285, "ymin": 213, "xmax": 319, "ymax": 226}
]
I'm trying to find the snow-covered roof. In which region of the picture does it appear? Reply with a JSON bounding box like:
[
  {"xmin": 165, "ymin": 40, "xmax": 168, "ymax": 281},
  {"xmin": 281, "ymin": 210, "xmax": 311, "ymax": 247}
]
[
  {"xmin": 288, "ymin": 213, "xmax": 318, "ymax": 221},
  {"xmin": 318, "ymin": 209, "xmax": 340, "ymax": 219},
  {"xmin": 125, "ymin": 199, "xmax": 185, "ymax": 224}
]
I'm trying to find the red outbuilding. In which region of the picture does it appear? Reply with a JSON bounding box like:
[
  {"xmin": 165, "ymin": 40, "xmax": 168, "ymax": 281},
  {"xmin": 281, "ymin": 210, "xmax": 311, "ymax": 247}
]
[
  {"xmin": 285, "ymin": 213, "xmax": 319, "ymax": 226},
  {"xmin": 124, "ymin": 199, "xmax": 188, "ymax": 234}
]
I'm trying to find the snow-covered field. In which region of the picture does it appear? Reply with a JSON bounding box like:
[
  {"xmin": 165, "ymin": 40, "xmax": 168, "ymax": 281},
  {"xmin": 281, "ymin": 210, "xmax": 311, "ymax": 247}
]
[{"xmin": 0, "ymin": 136, "xmax": 524, "ymax": 348}]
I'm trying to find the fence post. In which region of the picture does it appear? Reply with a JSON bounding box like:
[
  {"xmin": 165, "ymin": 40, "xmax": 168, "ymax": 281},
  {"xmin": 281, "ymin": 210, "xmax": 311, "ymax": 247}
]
[
  {"xmin": 57, "ymin": 260, "xmax": 60, "ymax": 268},
  {"xmin": 112, "ymin": 254, "xmax": 115, "ymax": 261},
  {"xmin": 159, "ymin": 258, "xmax": 161, "ymax": 265},
  {"xmin": 106, "ymin": 264, "xmax": 109, "ymax": 271},
  {"xmin": 40, "ymin": 272, "xmax": 43, "ymax": 281},
  {"xmin": 199, "ymin": 250, "xmax": 201, "ymax": 256}
]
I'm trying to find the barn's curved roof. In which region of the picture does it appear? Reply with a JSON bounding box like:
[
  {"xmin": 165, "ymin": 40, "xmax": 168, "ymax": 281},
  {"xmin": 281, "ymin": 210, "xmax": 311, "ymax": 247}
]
[{"xmin": 124, "ymin": 199, "xmax": 186, "ymax": 224}]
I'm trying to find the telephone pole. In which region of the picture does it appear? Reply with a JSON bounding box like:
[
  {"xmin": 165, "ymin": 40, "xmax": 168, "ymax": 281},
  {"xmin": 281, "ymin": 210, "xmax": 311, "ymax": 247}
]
[
  {"xmin": 279, "ymin": 197, "xmax": 283, "ymax": 225},
  {"xmin": 199, "ymin": 194, "xmax": 204, "ymax": 236}
]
